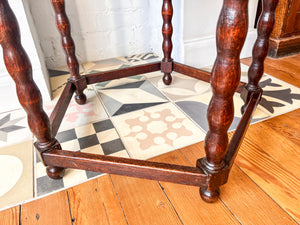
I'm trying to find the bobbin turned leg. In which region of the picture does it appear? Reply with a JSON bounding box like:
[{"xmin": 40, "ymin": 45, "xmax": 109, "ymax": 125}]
[
  {"xmin": 197, "ymin": 0, "xmax": 249, "ymax": 203},
  {"xmin": 50, "ymin": 0, "xmax": 87, "ymax": 105},
  {"xmin": 241, "ymin": 0, "xmax": 279, "ymax": 112},
  {"xmin": 161, "ymin": 0, "xmax": 173, "ymax": 85},
  {"xmin": 0, "ymin": 0, "xmax": 64, "ymax": 179}
]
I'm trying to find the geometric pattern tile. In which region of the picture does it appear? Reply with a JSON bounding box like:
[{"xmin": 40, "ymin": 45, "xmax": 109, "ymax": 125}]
[
  {"xmin": 112, "ymin": 103, "xmax": 206, "ymax": 160},
  {"xmin": 49, "ymin": 66, "xmax": 84, "ymax": 99},
  {"xmin": 0, "ymin": 109, "xmax": 32, "ymax": 148},
  {"xmin": 124, "ymin": 52, "xmax": 160, "ymax": 64},
  {"xmin": 176, "ymin": 93, "xmax": 270, "ymax": 133},
  {"xmin": 256, "ymin": 75, "xmax": 300, "ymax": 116},
  {"xmin": 93, "ymin": 75, "xmax": 146, "ymax": 90},
  {"xmin": 147, "ymin": 72, "xmax": 211, "ymax": 101},
  {"xmin": 0, "ymin": 141, "xmax": 33, "ymax": 209},
  {"xmin": 35, "ymin": 119, "xmax": 128, "ymax": 197},
  {"xmin": 98, "ymin": 80, "xmax": 169, "ymax": 116},
  {"xmin": 44, "ymin": 88, "xmax": 108, "ymax": 132},
  {"xmin": 2, "ymin": 53, "xmax": 300, "ymax": 211},
  {"xmin": 83, "ymin": 57, "xmax": 129, "ymax": 74}
]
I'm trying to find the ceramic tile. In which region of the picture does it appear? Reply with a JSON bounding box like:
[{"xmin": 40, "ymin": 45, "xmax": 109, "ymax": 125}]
[
  {"xmin": 176, "ymin": 92, "xmax": 270, "ymax": 133},
  {"xmin": 0, "ymin": 109, "xmax": 32, "ymax": 148},
  {"xmin": 49, "ymin": 66, "xmax": 85, "ymax": 99},
  {"xmin": 83, "ymin": 57, "xmax": 129, "ymax": 73},
  {"xmin": 3, "ymin": 53, "xmax": 300, "ymax": 210},
  {"xmin": 50, "ymin": 74, "xmax": 70, "ymax": 99},
  {"xmin": 93, "ymin": 75, "xmax": 146, "ymax": 90},
  {"xmin": 0, "ymin": 141, "xmax": 33, "ymax": 210},
  {"xmin": 35, "ymin": 119, "xmax": 127, "ymax": 196},
  {"xmin": 44, "ymin": 88, "xmax": 108, "ymax": 132},
  {"xmin": 147, "ymin": 72, "xmax": 211, "ymax": 101},
  {"xmin": 256, "ymin": 75, "xmax": 300, "ymax": 116},
  {"xmin": 112, "ymin": 103, "xmax": 206, "ymax": 160},
  {"xmin": 123, "ymin": 53, "xmax": 160, "ymax": 64},
  {"xmin": 98, "ymin": 80, "xmax": 169, "ymax": 116}
]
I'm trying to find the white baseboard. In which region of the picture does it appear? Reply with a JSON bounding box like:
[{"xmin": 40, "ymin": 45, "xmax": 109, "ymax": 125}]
[{"xmin": 183, "ymin": 29, "xmax": 257, "ymax": 68}]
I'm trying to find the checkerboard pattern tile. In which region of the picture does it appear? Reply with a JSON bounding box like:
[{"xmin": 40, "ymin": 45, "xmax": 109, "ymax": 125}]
[{"xmin": 35, "ymin": 119, "xmax": 128, "ymax": 196}]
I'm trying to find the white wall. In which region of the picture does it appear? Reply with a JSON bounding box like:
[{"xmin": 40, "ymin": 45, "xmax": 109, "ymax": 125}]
[
  {"xmin": 0, "ymin": 0, "xmax": 51, "ymax": 113},
  {"xmin": 183, "ymin": 0, "xmax": 259, "ymax": 68},
  {"xmin": 26, "ymin": 0, "xmax": 257, "ymax": 70},
  {"xmin": 26, "ymin": 0, "xmax": 183, "ymax": 69}
]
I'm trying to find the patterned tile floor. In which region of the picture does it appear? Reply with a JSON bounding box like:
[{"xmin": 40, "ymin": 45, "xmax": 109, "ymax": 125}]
[{"xmin": 1, "ymin": 52, "xmax": 300, "ymax": 211}]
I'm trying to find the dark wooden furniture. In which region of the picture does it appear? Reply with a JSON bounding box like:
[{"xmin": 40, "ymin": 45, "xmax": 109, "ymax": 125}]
[
  {"xmin": 0, "ymin": 0, "xmax": 278, "ymax": 203},
  {"xmin": 267, "ymin": 0, "xmax": 300, "ymax": 57}
]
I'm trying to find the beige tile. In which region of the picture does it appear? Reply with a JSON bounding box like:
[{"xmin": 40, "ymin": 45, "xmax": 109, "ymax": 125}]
[
  {"xmin": 75, "ymin": 124, "xmax": 96, "ymax": 138},
  {"xmin": 62, "ymin": 169, "xmax": 88, "ymax": 187},
  {"xmin": 96, "ymin": 128, "xmax": 119, "ymax": 144},
  {"xmin": 44, "ymin": 88, "xmax": 108, "ymax": 131},
  {"xmin": 81, "ymin": 145, "xmax": 104, "ymax": 155},
  {"xmin": 0, "ymin": 141, "xmax": 34, "ymax": 209},
  {"xmin": 0, "ymin": 109, "xmax": 33, "ymax": 148},
  {"xmin": 112, "ymin": 103, "xmax": 206, "ymax": 160}
]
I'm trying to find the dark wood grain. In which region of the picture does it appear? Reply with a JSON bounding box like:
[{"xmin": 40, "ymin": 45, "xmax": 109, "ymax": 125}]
[
  {"xmin": 161, "ymin": 0, "xmax": 173, "ymax": 85},
  {"xmin": 198, "ymin": 0, "xmax": 249, "ymax": 203},
  {"xmin": 43, "ymin": 150, "xmax": 208, "ymax": 187},
  {"xmin": 247, "ymin": 0, "xmax": 279, "ymax": 90},
  {"xmin": 225, "ymin": 91, "xmax": 262, "ymax": 169},
  {"xmin": 50, "ymin": 0, "xmax": 87, "ymax": 105},
  {"xmin": 173, "ymin": 62, "xmax": 246, "ymax": 93},
  {"xmin": 85, "ymin": 62, "xmax": 160, "ymax": 84},
  {"xmin": 242, "ymin": 0, "xmax": 279, "ymax": 112},
  {"xmin": 0, "ymin": 0, "xmax": 64, "ymax": 179},
  {"xmin": 50, "ymin": 81, "xmax": 75, "ymax": 137}
]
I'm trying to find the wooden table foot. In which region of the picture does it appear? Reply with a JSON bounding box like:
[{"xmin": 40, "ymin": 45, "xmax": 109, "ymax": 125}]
[{"xmin": 46, "ymin": 166, "xmax": 65, "ymax": 179}]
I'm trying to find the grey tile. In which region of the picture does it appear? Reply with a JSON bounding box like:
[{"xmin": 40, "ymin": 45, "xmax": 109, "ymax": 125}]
[
  {"xmin": 48, "ymin": 69, "xmax": 69, "ymax": 77},
  {"xmin": 86, "ymin": 170, "xmax": 103, "ymax": 179},
  {"xmin": 113, "ymin": 102, "xmax": 166, "ymax": 116},
  {"xmin": 78, "ymin": 134, "xmax": 99, "ymax": 149},
  {"xmin": 93, "ymin": 120, "xmax": 114, "ymax": 133},
  {"xmin": 101, "ymin": 139, "xmax": 125, "ymax": 155},
  {"xmin": 37, "ymin": 176, "xmax": 64, "ymax": 196},
  {"xmin": 56, "ymin": 129, "xmax": 77, "ymax": 143},
  {"xmin": 102, "ymin": 80, "xmax": 144, "ymax": 90}
]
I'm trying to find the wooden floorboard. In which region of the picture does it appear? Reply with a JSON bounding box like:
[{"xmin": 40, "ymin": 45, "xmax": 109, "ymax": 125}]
[
  {"xmin": 180, "ymin": 142, "xmax": 297, "ymax": 225},
  {"xmin": 235, "ymin": 136, "xmax": 300, "ymax": 223},
  {"xmin": 151, "ymin": 150, "xmax": 239, "ymax": 225},
  {"xmin": 263, "ymin": 109, "xmax": 300, "ymax": 147},
  {"xmin": 0, "ymin": 54, "xmax": 299, "ymax": 224},
  {"xmin": 0, "ymin": 206, "xmax": 20, "ymax": 225},
  {"xmin": 20, "ymin": 191, "xmax": 72, "ymax": 225},
  {"xmin": 244, "ymin": 117, "xmax": 300, "ymax": 178},
  {"xmin": 67, "ymin": 175, "xmax": 128, "ymax": 225}
]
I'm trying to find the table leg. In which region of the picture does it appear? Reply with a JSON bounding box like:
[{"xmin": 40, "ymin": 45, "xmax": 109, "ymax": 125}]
[
  {"xmin": 161, "ymin": 0, "xmax": 173, "ymax": 85},
  {"xmin": 241, "ymin": 0, "xmax": 279, "ymax": 112},
  {"xmin": 0, "ymin": 0, "xmax": 64, "ymax": 179},
  {"xmin": 50, "ymin": 0, "xmax": 87, "ymax": 105},
  {"xmin": 198, "ymin": 0, "xmax": 249, "ymax": 203}
]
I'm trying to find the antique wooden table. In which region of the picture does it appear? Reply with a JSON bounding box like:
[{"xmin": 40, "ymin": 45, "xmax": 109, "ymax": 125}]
[{"xmin": 0, "ymin": 0, "xmax": 278, "ymax": 203}]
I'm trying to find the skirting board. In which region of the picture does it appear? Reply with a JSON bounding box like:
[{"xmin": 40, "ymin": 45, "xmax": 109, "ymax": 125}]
[{"xmin": 183, "ymin": 29, "xmax": 258, "ymax": 68}]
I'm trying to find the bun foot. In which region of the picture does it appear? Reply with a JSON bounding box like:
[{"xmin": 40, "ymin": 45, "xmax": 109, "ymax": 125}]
[
  {"xmin": 163, "ymin": 73, "xmax": 172, "ymax": 85},
  {"xmin": 46, "ymin": 166, "xmax": 65, "ymax": 179},
  {"xmin": 75, "ymin": 93, "xmax": 87, "ymax": 105},
  {"xmin": 200, "ymin": 187, "xmax": 220, "ymax": 203}
]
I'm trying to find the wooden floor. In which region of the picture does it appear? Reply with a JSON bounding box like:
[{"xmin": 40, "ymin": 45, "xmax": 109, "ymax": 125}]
[{"xmin": 1, "ymin": 54, "xmax": 300, "ymax": 225}]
